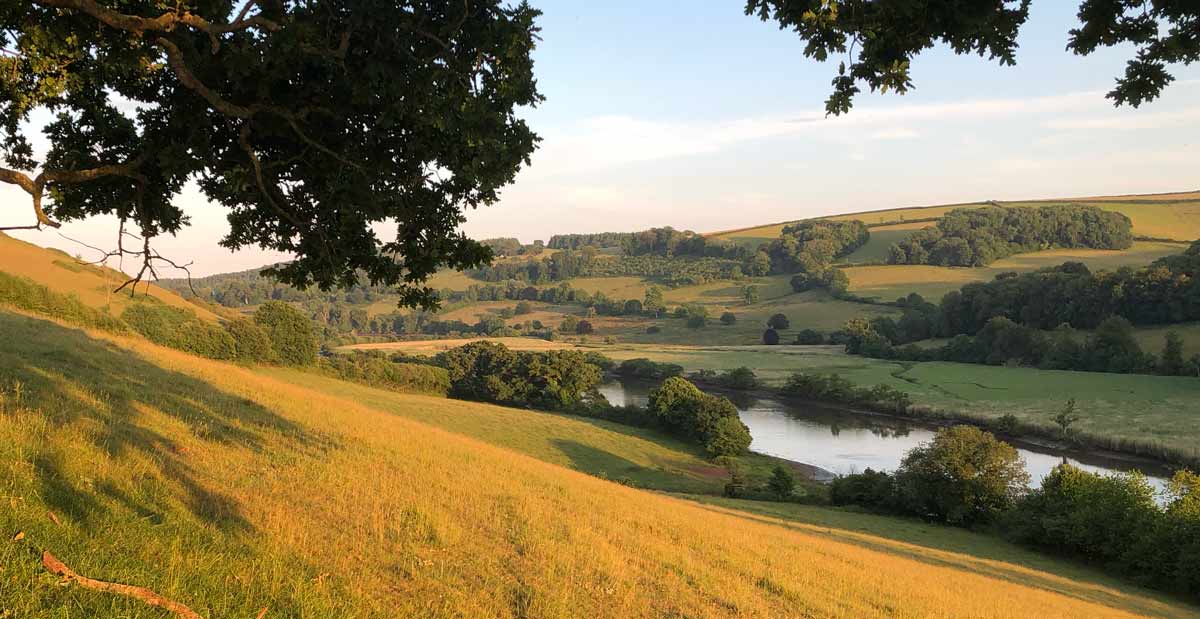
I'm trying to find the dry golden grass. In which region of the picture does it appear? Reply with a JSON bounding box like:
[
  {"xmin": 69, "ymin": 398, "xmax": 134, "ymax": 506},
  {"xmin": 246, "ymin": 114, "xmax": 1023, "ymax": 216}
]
[
  {"xmin": 2, "ymin": 309, "xmax": 1196, "ymax": 618},
  {"xmin": 0, "ymin": 232, "xmax": 220, "ymax": 321}
]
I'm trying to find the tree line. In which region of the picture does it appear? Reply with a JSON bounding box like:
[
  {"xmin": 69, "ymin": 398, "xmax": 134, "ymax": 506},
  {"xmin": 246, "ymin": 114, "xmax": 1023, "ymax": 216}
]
[{"xmin": 887, "ymin": 205, "xmax": 1134, "ymax": 267}]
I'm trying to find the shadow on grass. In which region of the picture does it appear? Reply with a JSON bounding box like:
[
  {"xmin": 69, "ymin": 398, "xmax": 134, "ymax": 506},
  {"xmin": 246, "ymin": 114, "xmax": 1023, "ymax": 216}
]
[
  {"xmin": 551, "ymin": 438, "xmax": 712, "ymax": 493},
  {"xmin": 0, "ymin": 312, "xmax": 316, "ymax": 531}
]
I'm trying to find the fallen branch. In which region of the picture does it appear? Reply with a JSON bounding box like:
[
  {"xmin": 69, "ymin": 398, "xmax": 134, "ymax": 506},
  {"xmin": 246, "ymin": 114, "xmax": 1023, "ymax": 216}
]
[{"xmin": 41, "ymin": 551, "xmax": 204, "ymax": 619}]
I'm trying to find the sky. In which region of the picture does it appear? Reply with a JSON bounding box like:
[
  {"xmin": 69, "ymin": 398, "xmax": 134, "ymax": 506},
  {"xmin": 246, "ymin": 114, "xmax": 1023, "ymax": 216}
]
[{"xmin": 5, "ymin": 1, "xmax": 1199, "ymax": 276}]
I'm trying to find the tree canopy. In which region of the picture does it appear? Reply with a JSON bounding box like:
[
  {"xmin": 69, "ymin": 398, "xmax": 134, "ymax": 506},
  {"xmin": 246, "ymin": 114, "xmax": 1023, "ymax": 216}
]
[
  {"xmin": 747, "ymin": 0, "xmax": 1199, "ymax": 114},
  {"xmin": 1, "ymin": 0, "xmax": 541, "ymax": 307}
]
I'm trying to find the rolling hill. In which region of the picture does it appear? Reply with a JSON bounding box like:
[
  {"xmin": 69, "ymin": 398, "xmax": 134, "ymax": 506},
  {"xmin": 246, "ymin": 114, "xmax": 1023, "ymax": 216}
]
[{"xmin": 3, "ymin": 220, "xmax": 1199, "ymax": 617}]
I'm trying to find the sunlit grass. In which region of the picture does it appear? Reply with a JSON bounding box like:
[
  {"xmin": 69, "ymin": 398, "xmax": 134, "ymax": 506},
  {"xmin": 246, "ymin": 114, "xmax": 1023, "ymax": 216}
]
[{"xmin": 3, "ymin": 309, "xmax": 1197, "ymax": 617}]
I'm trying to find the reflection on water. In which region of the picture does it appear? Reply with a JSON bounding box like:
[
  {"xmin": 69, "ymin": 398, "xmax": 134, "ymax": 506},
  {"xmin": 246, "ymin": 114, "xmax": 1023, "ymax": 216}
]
[{"xmin": 598, "ymin": 379, "xmax": 1169, "ymax": 490}]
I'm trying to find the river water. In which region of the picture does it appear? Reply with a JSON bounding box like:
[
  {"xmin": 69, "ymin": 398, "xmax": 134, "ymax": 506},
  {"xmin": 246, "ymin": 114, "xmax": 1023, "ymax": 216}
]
[{"xmin": 598, "ymin": 378, "xmax": 1171, "ymax": 491}]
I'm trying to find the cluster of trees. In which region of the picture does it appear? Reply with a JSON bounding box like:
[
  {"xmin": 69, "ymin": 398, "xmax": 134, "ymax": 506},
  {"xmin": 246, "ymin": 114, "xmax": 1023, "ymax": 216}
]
[
  {"xmin": 470, "ymin": 247, "xmax": 745, "ymax": 287},
  {"xmin": 478, "ymin": 238, "xmax": 545, "ymax": 257},
  {"xmin": 614, "ymin": 358, "xmax": 685, "ymax": 380},
  {"xmin": 887, "ymin": 205, "xmax": 1134, "ymax": 267},
  {"xmin": 781, "ymin": 373, "xmax": 913, "ymax": 414},
  {"xmin": 767, "ymin": 220, "xmax": 870, "ymax": 275},
  {"xmin": 647, "ymin": 377, "xmax": 752, "ymax": 457},
  {"xmin": 315, "ymin": 352, "xmax": 451, "ymax": 396},
  {"xmin": 940, "ymin": 248, "xmax": 1200, "ymax": 332},
  {"xmin": 162, "ymin": 267, "xmax": 393, "ymax": 309},
  {"xmin": 830, "ymin": 426, "xmax": 1200, "ymax": 600},
  {"xmin": 121, "ymin": 300, "xmax": 315, "ymax": 365},
  {"xmin": 689, "ymin": 367, "xmax": 760, "ymax": 390},
  {"xmin": 622, "ymin": 227, "xmax": 748, "ymax": 260},
  {"xmin": 547, "ymin": 232, "xmax": 632, "ymax": 250},
  {"xmin": 434, "ymin": 341, "xmax": 604, "ymax": 410},
  {"xmin": 857, "ymin": 315, "xmax": 1200, "ymax": 376}
]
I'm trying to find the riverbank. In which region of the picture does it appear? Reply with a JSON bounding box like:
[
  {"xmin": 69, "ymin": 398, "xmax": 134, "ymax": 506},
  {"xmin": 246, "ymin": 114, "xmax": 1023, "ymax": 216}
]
[{"xmin": 658, "ymin": 376, "xmax": 1186, "ymax": 477}]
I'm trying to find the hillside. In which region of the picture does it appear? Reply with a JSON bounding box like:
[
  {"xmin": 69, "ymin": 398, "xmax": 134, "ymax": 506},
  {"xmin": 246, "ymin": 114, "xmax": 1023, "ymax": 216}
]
[
  {"xmin": 3, "ymin": 310, "xmax": 1198, "ymax": 618},
  {"xmin": 0, "ymin": 232, "xmax": 222, "ymax": 322},
  {"xmin": 4, "ymin": 227, "xmax": 1199, "ymax": 617}
]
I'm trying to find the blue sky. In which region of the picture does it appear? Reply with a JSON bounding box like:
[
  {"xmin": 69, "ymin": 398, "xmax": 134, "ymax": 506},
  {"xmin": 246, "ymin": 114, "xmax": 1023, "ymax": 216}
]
[{"xmin": 8, "ymin": 1, "xmax": 1200, "ymax": 275}]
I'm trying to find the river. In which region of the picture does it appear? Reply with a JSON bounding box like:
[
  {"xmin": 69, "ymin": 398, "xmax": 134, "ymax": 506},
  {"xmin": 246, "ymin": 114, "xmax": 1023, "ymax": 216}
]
[{"xmin": 598, "ymin": 378, "xmax": 1171, "ymax": 491}]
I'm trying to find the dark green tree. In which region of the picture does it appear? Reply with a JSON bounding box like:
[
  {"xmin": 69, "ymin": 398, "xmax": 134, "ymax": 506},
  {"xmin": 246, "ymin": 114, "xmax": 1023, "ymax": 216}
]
[
  {"xmin": 768, "ymin": 465, "xmax": 796, "ymax": 499},
  {"xmin": 893, "ymin": 425, "xmax": 1029, "ymax": 526},
  {"xmin": 747, "ymin": 1, "xmax": 1199, "ymax": 114},
  {"xmin": 720, "ymin": 312, "xmax": 737, "ymax": 325},
  {"xmin": 253, "ymin": 301, "xmax": 316, "ymax": 366},
  {"xmin": 225, "ymin": 317, "xmax": 274, "ymax": 363},
  {"xmin": 1161, "ymin": 331, "xmax": 1186, "ymax": 376},
  {"xmin": 762, "ymin": 327, "xmax": 780, "ymax": 345},
  {"xmin": 767, "ymin": 313, "xmax": 790, "ymax": 330},
  {"xmin": 2, "ymin": 1, "xmax": 541, "ymax": 306}
]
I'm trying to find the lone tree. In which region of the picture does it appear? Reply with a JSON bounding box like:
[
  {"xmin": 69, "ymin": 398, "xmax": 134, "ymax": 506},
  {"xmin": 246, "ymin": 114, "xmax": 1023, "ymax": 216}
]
[
  {"xmin": 1053, "ymin": 398, "xmax": 1081, "ymax": 439},
  {"xmin": 1, "ymin": 1, "xmax": 541, "ymax": 305},
  {"xmin": 768, "ymin": 465, "xmax": 795, "ymax": 499},
  {"xmin": 748, "ymin": 1, "xmax": 1200, "ymax": 115}
]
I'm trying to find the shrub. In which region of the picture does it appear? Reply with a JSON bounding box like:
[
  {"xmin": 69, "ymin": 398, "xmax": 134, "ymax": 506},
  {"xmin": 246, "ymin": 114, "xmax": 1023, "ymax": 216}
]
[
  {"xmin": 615, "ymin": 358, "xmax": 683, "ymax": 380},
  {"xmin": 514, "ymin": 301, "xmax": 533, "ymax": 315},
  {"xmin": 768, "ymin": 465, "xmax": 796, "ymax": 499},
  {"xmin": 254, "ymin": 301, "xmax": 317, "ymax": 366},
  {"xmin": 225, "ymin": 318, "xmax": 274, "ymax": 363},
  {"xmin": 575, "ymin": 319, "xmax": 595, "ymax": 335},
  {"xmin": 830, "ymin": 469, "xmax": 895, "ymax": 509},
  {"xmin": 794, "ymin": 329, "xmax": 824, "ymax": 345},
  {"xmin": 706, "ymin": 416, "xmax": 752, "ymax": 457},
  {"xmin": 893, "ymin": 426, "xmax": 1030, "ymax": 526},
  {"xmin": 122, "ymin": 303, "xmax": 237, "ymax": 360},
  {"xmin": 648, "ymin": 377, "xmax": 751, "ymax": 456},
  {"xmin": 645, "ymin": 325, "xmax": 661, "ymax": 334},
  {"xmin": 762, "ymin": 328, "xmax": 780, "ymax": 345},
  {"xmin": 767, "ymin": 313, "xmax": 790, "ymax": 330},
  {"xmin": 719, "ymin": 312, "xmax": 736, "ymax": 325},
  {"xmin": 718, "ymin": 367, "xmax": 758, "ymax": 390},
  {"xmin": 317, "ymin": 353, "xmax": 451, "ymax": 395},
  {"xmin": 686, "ymin": 315, "xmax": 707, "ymax": 329}
]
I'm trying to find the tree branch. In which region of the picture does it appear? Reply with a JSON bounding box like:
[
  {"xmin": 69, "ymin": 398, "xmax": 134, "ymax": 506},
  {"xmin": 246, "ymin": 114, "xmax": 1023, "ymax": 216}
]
[{"xmin": 42, "ymin": 551, "xmax": 204, "ymax": 619}]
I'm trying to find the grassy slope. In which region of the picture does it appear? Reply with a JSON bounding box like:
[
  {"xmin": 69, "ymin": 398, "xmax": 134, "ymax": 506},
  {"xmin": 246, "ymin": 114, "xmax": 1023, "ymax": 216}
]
[
  {"xmin": 2, "ymin": 309, "xmax": 1197, "ymax": 618},
  {"xmin": 0, "ymin": 232, "xmax": 221, "ymax": 322}
]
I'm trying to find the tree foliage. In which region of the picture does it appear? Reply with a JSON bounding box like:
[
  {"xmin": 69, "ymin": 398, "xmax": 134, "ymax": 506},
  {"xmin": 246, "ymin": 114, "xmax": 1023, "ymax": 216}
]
[
  {"xmin": 746, "ymin": 0, "xmax": 1198, "ymax": 114},
  {"xmin": 887, "ymin": 205, "xmax": 1133, "ymax": 267},
  {"xmin": 1, "ymin": 1, "xmax": 542, "ymax": 306},
  {"xmin": 648, "ymin": 377, "xmax": 752, "ymax": 457},
  {"xmin": 254, "ymin": 300, "xmax": 317, "ymax": 366}
]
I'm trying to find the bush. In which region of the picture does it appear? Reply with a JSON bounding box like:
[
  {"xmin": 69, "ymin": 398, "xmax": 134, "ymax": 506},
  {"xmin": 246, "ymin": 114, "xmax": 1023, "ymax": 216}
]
[
  {"xmin": 648, "ymin": 377, "xmax": 751, "ymax": 456},
  {"xmin": 717, "ymin": 367, "xmax": 758, "ymax": 390},
  {"xmin": 225, "ymin": 318, "xmax": 274, "ymax": 363},
  {"xmin": 706, "ymin": 416, "xmax": 752, "ymax": 457},
  {"xmin": 768, "ymin": 465, "xmax": 796, "ymax": 499},
  {"xmin": 122, "ymin": 303, "xmax": 237, "ymax": 360},
  {"xmin": 514, "ymin": 301, "xmax": 533, "ymax": 315},
  {"xmin": 615, "ymin": 358, "xmax": 683, "ymax": 380},
  {"xmin": 893, "ymin": 426, "xmax": 1029, "ymax": 526},
  {"xmin": 645, "ymin": 325, "xmax": 661, "ymax": 334},
  {"xmin": 686, "ymin": 315, "xmax": 707, "ymax": 329},
  {"xmin": 436, "ymin": 341, "xmax": 603, "ymax": 409},
  {"xmin": 794, "ymin": 329, "xmax": 824, "ymax": 345},
  {"xmin": 575, "ymin": 319, "xmax": 595, "ymax": 335},
  {"xmin": 720, "ymin": 311, "xmax": 737, "ymax": 325},
  {"xmin": 254, "ymin": 301, "xmax": 317, "ymax": 366},
  {"xmin": 762, "ymin": 328, "xmax": 780, "ymax": 345},
  {"xmin": 317, "ymin": 353, "xmax": 451, "ymax": 395},
  {"xmin": 830, "ymin": 469, "xmax": 895, "ymax": 509},
  {"xmin": 767, "ymin": 313, "xmax": 790, "ymax": 330}
]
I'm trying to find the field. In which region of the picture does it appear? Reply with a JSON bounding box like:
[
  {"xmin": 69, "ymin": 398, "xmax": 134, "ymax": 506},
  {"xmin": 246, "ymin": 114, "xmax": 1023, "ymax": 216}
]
[
  {"xmin": 7, "ymin": 310, "xmax": 1198, "ymax": 617},
  {"xmin": 712, "ymin": 191, "xmax": 1200, "ymax": 250},
  {"xmin": 843, "ymin": 241, "xmax": 1188, "ymax": 301}
]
